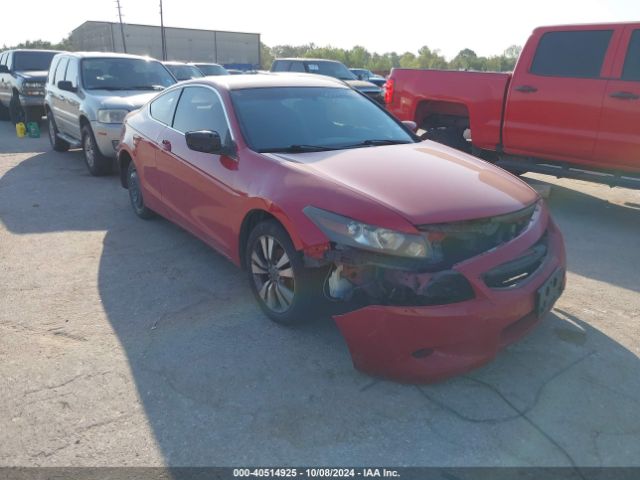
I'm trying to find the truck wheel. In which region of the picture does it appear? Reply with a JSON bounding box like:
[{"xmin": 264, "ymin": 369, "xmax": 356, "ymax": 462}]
[
  {"xmin": 81, "ymin": 125, "xmax": 112, "ymax": 176},
  {"xmin": 245, "ymin": 220, "xmax": 327, "ymax": 325},
  {"xmin": 9, "ymin": 92, "xmax": 25, "ymax": 125},
  {"xmin": 47, "ymin": 113, "xmax": 70, "ymax": 152},
  {"xmin": 422, "ymin": 127, "xmax": 470, "ymax": 153}
]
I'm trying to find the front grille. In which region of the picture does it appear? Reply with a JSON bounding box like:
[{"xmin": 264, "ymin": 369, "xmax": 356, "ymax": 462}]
[
  {"xmin": 483, "ymin": 234, "xmax": 548, "ymax": 289},
  {"xmin": 418, "ymin": 203, "xmax": 537, "ymax": 267}
]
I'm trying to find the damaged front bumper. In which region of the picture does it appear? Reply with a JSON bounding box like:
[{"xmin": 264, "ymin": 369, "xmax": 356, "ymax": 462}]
[{"xmin": 318, "ymin": 207, "xmax": 566, "ymax": 383}]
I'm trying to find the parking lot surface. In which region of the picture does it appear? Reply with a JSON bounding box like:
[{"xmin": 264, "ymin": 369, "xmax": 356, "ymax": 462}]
[{"xmin": 1, "ymin": 121, "xmax": 639, "ymax": 466}]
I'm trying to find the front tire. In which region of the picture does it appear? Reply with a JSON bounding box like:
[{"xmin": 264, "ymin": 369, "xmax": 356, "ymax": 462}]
[
  {"xmin": 246, "ymin": 220, "xmax": 326, "ymax": 325},
  {"xmin": 47, "ymin": 112, "xmax": 70, "ymax": 152},
  {"xmin": 81, "ymin": 125, "xmax": 112, "ymax": 176},
  {"xmin": 127, "ymin": 161, "xmax": 154, "ymax": 220},
  {"xmin": 9, "ymin": 92, "xmax": 25, "ymax": 125},
  {"xmin": 421, "ymin": 127, "xmax": 470, "ymax": 152}
]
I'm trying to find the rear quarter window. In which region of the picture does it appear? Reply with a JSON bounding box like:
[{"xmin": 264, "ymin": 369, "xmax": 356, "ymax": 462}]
[
  {"xmin": 530, "ymin": 30, "xmax": 613, "ymax": 79},
  {"xmin": 622, "ymin": 30, "xmax": 640, "ymax": 81},
  {"xmin": 150, "ymin": 89, "xmax": 181, "ymax": 125}
]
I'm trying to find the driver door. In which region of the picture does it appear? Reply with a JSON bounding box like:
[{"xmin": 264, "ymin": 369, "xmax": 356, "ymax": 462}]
[{"xmin": 155, "ymin": 85, "xmax": 240, "ymax": 257}]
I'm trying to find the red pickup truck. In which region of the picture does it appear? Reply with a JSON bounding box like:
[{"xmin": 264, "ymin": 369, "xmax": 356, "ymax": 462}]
[{"xmin": 385, "ymin": 22, "xmax": 640, "ymax": 189}]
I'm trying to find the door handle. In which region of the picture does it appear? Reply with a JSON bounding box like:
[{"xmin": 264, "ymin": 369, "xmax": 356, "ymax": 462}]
[
  {"xmin": 610, "ymin": 91, "xmax": 639, "ymax": 100},
  {"xmin": 161, "ymin": 139, "xmax": 172, "ymax": 152},
  {"xmin": 515, "ymin": 85, "xmax": 538, "ymax": 93}
]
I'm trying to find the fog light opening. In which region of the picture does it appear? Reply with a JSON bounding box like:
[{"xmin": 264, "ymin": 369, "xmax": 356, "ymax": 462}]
[{"xmin": 412, "ymin": 348, "xmax": 434, "ymax": 359}]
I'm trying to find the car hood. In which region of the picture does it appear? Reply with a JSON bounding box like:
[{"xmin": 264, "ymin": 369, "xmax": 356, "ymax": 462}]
[
  {"xmin": 273, "ymin": 141, "xmax": 539, "ymax": 225},
  {"xmin": 16, "ymin": 70, "xmax": 48, "ymax": 82},
  {"xmin": 90, "ymin": 90, "xmax": 160, "ymax": 110},
  {"xmin": 344, "ymin": 79, "xmax": 382, "ymax": 92}
]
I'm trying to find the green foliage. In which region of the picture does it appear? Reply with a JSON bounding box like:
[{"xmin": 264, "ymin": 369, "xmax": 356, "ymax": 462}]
[
  {"xmin": 2, "ymin": 36, "xmax": 74, "ymax": 51},
  {"xmin": 261, "ymin": 43, "xmax": 521, "ymax": 73}
]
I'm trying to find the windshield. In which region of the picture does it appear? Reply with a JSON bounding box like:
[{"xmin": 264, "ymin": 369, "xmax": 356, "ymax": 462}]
[
  {"xmin": 305, "ymin": 61, "xmax": 357, "ymax": 80},
  {"xmin": 166, "ymin": 64, "xmax": 204, "ymax": 81},
  {"xmin": 196, "ymin": 64, "xmax": 229, "ymax": 76},
  {"xmin": 231, "ymin": 87, "xmax": 414, "ymax": 153},
  {"xmin": 81, "ymin": 58, "xmax": 176, "ymax": 91},
  {"xmin": 13, "ymin": 51, "xmax": 57, "ymax": 71}
]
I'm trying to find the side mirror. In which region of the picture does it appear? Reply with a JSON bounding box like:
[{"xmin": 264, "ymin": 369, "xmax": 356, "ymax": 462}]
[
  {"xmin": 58, "ymin": 80, "xmax": 76, "ymax": 92},
  {"xmin": 185, "ymin": 130, "xmax": 223, "ymax": 154},
  {"xmin": 0, "ymin": 65, "xmax": 9, "ymax": 74},
  {"xmin": 402, "ymin": 120, "xmax": 418, "ymax": 133}
]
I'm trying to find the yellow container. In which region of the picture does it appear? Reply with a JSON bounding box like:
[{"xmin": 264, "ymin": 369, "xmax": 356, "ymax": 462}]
[{"xmin": 16, "ymin": 122, "xmax": 26, "ymax": 138}]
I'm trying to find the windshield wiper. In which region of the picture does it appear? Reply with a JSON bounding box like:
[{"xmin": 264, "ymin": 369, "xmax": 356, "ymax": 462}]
[
  {"xmin": 342, "ymin": 139, "xmax": 413, "ymax": 148},
  {"xmin": 258, "ymin": 144, "xmax": 338, "ymax": 153}
]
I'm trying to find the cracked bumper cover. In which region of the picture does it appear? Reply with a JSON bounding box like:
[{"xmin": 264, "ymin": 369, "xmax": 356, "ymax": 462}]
[{"xmin": 332, "ymin": 212, "xmax": 566, "ymax": 384}]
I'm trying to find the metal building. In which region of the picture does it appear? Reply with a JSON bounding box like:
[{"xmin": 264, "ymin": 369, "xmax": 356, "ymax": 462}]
[{"xmin": 70, "ymin": 21, "xmax": 261, "ymax": 68}]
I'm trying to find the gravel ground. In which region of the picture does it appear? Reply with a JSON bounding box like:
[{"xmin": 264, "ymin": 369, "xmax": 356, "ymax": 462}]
[{"xmin": 0, "ymin": 121, "xmax": 639, "ymax": 467}]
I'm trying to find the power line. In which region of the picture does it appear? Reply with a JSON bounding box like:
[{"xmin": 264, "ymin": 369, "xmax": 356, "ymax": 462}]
[{"xmin": 115, "ymin": 0, "xmax": 127, "ymax": 53}]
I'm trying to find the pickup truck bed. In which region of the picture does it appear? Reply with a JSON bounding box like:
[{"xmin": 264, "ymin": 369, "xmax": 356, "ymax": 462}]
[{"xmin": 386, "ymin": 22, "xmax": 640, "ymax": 188}]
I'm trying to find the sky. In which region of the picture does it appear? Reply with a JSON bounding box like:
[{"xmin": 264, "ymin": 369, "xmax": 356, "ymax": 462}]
[{"xmin": 2, "ymin": 0, "xmax": 639, "ymax": 59}]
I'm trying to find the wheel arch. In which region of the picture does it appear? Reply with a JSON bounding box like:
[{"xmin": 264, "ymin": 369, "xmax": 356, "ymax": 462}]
[
  {"xmin": 237, "ymin": 207, "xmax": 304, "ymax": 270},
  {"xmin": 415, "ymin": 99, "xmax": 470, "ymax": 131}
]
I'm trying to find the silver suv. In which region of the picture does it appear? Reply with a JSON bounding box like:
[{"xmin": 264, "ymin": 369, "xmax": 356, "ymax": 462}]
[{"xmin": 45, "ymin": 52, "xmax": 176, "ymax": 176}]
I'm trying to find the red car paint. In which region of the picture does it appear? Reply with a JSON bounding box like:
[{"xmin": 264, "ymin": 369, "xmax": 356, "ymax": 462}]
[
  {"xmin": 118, "ymin": 74, "xmax": 566, "ymax": 383},
  {"xmin": 386, "ymin": 22, "xmax": 640, "ymax": 177}
]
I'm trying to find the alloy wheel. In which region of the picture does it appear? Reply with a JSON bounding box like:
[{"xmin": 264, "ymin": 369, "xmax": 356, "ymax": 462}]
[
  {"xmin": 83, "ymin": 134, "xmax": 95, "ymax": 168},
  {"xmin": 250, "ymin": 235, "xmax": 296, "ymax": 313}
]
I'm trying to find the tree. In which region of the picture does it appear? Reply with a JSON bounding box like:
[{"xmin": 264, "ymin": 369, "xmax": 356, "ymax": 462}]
[{"xmin": 450, "ymin": 48, "xmax": 479, "ymax": 70}]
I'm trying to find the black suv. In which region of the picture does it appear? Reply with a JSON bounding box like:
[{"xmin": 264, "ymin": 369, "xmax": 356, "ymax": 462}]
[
  {"xmin": 271, "ymin": 58, "xmax": 384, "ymax": 104},
  {"xmin": 0, "ymin": 49, "xmax": 60, "ymax": 123}
]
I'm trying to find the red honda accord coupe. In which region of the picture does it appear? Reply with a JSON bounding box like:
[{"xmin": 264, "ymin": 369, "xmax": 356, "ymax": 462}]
[{"xmin": 117, "ymin": 74, "xmax": 566, "ymax": 383}]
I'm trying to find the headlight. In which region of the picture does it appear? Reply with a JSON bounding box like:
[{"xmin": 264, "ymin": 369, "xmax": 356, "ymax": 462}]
[
  {"xmin": 304, "ymin": 206, "xmax": 431, "ymax": 258},
  {"xmin": 97, "ymin": 109, "xmax": 129, "ymax": 124}
]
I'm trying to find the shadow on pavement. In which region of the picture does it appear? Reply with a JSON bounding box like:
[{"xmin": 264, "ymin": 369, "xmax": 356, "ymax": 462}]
[{"xmin": 1, "ymin": 149, "xmax": 639, "ymax": 466}]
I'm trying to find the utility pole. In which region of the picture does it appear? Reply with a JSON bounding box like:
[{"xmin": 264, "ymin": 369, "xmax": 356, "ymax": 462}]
[
  {"xmin": 115, "ymin": 0, "xmax": 127, "ymax": 53},
  {"xmin": 159, "ymin": 0, "xmax": 167, "ymax": 60}
]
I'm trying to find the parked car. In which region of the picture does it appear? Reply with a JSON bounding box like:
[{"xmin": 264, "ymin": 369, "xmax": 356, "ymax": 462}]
[
  {"xmin": 117, "ymin": 74, "xmax": 566, "ymax": 383},
  {"xmin": 162, "ymin": 61, "xmax": 204, "ymax": 81},
  {"xmin": 271, "ymin": 58, "xmax": 384, "ymax": 104},
  {"xmin": 45, "ymin": 52, "xmax": 176, "ymax": 175},
  {"xmin": 0, "ymin": 49, "xmax": 60, "ymax": 123},
  {"xmin": 192, "ymin": 62, "xmax": 229, "ymax": 76},
  {"xmin": 386, "ymin": 22, "xmax": 640, "ymax": 189},
  {"xmin": 350, "ymin": 68, "xmax": 386, "ymax": 87}
]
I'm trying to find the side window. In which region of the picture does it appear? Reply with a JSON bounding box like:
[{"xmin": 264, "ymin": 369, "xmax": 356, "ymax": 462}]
[
  {"xmin": 172, "ymin": 87, "xmax": 230, "ymax": 142},
  {"xmin": 150, "ymin": 88, "xmax": 181, "ymax": 125},
  {"xmin": 0, "ymin": 52, "xmax": 6, "ymax": 66},
  {"xmin": 53, "ymin": 57, "xmax": 68, "ymax": 86},
  {"xmin": 5, "ymin": 52, "xmax": 12, "ymax": 70},
  {"xmin": 622, "ymin": 30, "xmax": 640, "ymax": 81},
  {"xmin": 290, "ymin": 62, "xmax": 305, "ymax": 72},
  {"xmin": 530, "ymin": 30, "xmax": 613, "ymax": 79},
  {"xmin": 48, "ymin": 57, "xmax": 60, "ymax": 84},
  {"xmin": 64, "ymin": 58, "xmax": 79, "ymax": 89}
]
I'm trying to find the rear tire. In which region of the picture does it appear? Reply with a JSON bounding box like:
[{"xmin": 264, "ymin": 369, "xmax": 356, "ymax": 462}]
[
  {"xmin": 0, "ymin": 101, "xmax": 9, "ymax": 121},
  {"xmin": 246, "ymin": 220, "xmax": 326, "ymax": 325},
  {"xmin": 127, "ymin": 161, "xmax": 155, "ymax": 220},
  {"xmin": 81, "ymin": 125, "xmax": 112, "ymax": 176},
  {"xmin": 47, "ymin": 112, "xmax": 70, "ymax": 152}
]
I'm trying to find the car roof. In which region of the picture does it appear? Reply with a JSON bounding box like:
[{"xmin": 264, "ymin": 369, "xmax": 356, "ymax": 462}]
[
  {"xmin": 191, "ymin": 62, "xmax": 223, "ymax": 67},
  {"xmin": 274, "ymin": 58, "xmax": 343, "ymax": 64},
  {"xmin": 163, "ymin": 61, "xmax": 195, "ymax": 66},
  {"xmin": 54, "ymin": 51, "xmax": 162, "ymax": 61},
  {"xmin": 4, "ymin": 49, "xmax": 62, "ymax": 54},
  {"xmin": 175, "ymin": 72, "xmax": 350, "ymax": 91}
]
